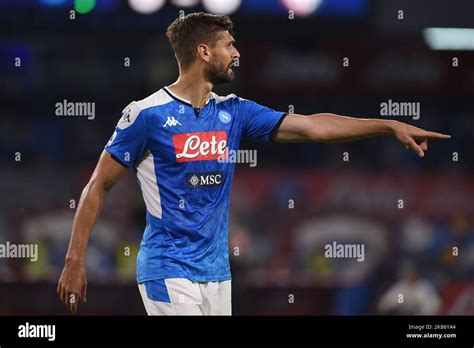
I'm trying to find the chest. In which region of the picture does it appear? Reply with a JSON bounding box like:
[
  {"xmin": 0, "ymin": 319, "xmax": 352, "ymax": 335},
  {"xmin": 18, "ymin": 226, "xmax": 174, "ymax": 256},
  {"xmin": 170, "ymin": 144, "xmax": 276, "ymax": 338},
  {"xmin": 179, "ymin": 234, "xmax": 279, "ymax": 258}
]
[{"xmin": 146, "ymin": 103, "xmax": 240, "ymax": 164}]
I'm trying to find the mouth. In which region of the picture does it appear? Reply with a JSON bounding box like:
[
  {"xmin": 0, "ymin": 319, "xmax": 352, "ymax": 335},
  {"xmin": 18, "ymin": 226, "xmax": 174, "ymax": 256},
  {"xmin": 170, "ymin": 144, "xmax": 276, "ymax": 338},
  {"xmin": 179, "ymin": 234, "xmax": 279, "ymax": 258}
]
[{"xmin": 227, "ymin": 61, "xmax": 236, "ymax": 75}]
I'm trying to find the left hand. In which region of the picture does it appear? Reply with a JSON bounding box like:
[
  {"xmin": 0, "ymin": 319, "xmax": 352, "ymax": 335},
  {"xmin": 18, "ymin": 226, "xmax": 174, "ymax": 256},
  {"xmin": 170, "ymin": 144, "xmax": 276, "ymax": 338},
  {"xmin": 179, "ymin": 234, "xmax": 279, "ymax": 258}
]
[{"xmin": 390, "ymin": 121, "xmax": 451, "ymax": 157}]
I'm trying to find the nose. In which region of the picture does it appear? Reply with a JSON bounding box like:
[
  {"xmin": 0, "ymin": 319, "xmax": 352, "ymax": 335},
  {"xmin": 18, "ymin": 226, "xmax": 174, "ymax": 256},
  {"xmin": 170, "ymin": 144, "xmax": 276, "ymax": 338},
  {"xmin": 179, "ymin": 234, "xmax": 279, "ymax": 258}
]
[{"xmin": 233, "ymin": 48, "xmax": 240, "ymax": 60}]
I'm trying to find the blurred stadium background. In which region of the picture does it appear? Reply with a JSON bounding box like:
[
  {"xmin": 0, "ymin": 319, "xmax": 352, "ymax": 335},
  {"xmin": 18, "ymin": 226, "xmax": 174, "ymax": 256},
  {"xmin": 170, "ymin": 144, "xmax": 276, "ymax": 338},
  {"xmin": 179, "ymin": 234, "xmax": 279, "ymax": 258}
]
[{"xmin": 0, "ymin": 0, "xmax": 473, "ymax": 315}]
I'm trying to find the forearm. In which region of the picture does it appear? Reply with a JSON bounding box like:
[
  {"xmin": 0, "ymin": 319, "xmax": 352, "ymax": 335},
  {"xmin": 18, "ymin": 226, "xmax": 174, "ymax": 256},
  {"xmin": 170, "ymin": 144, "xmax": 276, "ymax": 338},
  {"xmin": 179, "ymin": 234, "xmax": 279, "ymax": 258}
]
[
  {"xmin": 65, "ymin": 181, "xmax": 107, "ymax": 264},
  {"xmin": 308, "ymin": 113, "xmax": 396, "ymax": 143}
]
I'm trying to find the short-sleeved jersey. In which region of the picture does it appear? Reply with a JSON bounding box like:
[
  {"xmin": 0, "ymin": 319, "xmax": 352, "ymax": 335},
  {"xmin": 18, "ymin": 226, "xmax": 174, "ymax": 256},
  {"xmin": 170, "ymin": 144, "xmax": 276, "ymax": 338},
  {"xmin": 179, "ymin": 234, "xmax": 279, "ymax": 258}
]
[{"xmin": 105, "ymin": 87, "xmax": 287, "ymax": 283}]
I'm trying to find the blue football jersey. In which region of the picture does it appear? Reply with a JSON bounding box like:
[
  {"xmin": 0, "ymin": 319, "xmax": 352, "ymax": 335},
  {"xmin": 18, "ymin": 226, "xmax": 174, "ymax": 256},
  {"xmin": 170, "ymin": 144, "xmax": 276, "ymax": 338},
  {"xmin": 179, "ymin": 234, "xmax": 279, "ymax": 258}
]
[{"xmin": 105, "ymin": 87, "xmax": 287, "ymax": 283}]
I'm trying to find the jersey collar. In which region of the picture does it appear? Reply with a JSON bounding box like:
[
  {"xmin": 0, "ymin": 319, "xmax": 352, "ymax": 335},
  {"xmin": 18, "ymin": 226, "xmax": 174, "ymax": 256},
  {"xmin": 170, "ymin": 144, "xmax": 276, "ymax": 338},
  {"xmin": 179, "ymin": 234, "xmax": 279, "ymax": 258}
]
[{"xmin": 163, "ymin": 86, "xmax": 213, "ymax": 108}]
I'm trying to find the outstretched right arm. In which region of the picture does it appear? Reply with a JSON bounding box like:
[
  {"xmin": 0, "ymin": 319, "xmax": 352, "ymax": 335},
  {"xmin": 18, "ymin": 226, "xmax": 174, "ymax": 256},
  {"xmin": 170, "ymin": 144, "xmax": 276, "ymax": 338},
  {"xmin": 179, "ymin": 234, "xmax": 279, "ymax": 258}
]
[{"xmin": 57, "ymin": 150, "xmax": 126, "ymax": 313}]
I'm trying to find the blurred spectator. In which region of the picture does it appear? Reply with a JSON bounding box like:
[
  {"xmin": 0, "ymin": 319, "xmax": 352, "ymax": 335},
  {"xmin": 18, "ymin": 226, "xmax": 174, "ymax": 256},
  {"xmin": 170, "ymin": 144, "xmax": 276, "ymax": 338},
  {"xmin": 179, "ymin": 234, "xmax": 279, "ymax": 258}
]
[{"xmin": 377, "ymin": 263, "xmax": 441, "ymax": 315}]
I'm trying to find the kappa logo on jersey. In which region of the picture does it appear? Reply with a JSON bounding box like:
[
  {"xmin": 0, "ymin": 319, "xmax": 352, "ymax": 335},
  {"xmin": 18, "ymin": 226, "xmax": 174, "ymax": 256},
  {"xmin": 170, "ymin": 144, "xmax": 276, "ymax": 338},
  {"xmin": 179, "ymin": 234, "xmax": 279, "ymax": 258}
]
[
  {"xmin": 163, "ymin": 116, "xmax": 182, "ymax": 128},
  {"xmin": 186, "ymin": 171, "xmax": 223, "ymax": 188},
  {"xmin": 173, "ymin": 131, "xmax": 228, "ymax": 162}
]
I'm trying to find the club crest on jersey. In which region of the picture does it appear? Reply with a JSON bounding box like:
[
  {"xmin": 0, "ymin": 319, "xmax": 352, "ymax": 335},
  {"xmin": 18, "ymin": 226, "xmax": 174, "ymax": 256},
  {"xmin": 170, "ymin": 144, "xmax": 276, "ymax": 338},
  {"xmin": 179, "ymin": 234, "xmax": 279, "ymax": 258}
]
[
  {"xmin": 173, "ymin": 131, "xmax": 228, "ymax": 162},
  {"xmin": 163, "ymin": 116, "xmax": 182, "ymax": 128},
  {"xmin": 218, "ymin": 110, "xmax": 232, "ymax": 124}
]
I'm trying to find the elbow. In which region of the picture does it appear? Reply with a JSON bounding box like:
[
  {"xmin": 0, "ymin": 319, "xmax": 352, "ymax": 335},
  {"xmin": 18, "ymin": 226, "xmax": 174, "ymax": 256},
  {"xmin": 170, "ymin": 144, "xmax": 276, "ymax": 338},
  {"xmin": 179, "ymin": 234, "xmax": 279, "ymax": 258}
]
[
  {"xmin": 307, "ymin": 130, "xmax": 332, "ymax": 142},
  {"xmin": 305, "ymin": 126, "xmax": 332, "ymax": 143},
  {"xmin": 85, "ymin": 177, "xmax": 115, "ymax": 196},
  {"xmin": 305, "ymin": 119, "xmax": 331, "ymax": 142}
]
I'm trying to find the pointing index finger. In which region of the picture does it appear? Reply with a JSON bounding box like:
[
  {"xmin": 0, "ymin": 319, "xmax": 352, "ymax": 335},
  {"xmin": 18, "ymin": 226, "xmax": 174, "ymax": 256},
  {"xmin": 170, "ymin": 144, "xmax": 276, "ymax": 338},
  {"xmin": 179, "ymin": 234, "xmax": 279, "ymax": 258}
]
[{"xmin": 421, "ymin": 131, "xmax": 451, "ymax": 139}]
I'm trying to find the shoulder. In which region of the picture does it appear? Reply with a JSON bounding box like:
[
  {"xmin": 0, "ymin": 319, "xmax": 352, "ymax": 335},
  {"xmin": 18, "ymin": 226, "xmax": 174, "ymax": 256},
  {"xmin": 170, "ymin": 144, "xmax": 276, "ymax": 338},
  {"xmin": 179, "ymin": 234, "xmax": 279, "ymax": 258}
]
[
  {"xmin": 212, "ymin": 92, "xmax": 240, "ymax": 105},
  {"xmin": 135, "ymin": 88, "xmax": 173, "ymax": 111},
  {"xmin": 213, "ymin": 93, "xmax": 258, "ymax": 109},
  {"xmin": 116, "ymin": 89, "xmax": 173, "ymax": 129}
]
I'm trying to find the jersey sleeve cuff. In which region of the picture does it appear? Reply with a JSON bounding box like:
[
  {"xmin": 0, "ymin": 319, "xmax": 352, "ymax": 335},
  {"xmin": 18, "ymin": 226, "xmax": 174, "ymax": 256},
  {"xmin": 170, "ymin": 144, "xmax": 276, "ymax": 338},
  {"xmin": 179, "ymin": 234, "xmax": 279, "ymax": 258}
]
[
  {"xmin": 269, "ymin": 112, "xmax": 288, "ymax": 143},
  {"xmin": 105, "ymin": 148, "xmax": 132, "ymax": 168}
]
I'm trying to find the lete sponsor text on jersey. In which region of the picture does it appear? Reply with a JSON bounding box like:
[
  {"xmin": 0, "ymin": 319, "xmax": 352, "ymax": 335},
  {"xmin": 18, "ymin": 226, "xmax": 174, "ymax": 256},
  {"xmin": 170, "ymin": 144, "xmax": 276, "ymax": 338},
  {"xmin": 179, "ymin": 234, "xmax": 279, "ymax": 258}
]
[{"xmin": 173, "ymin": 131, "xmax": 228, "ymax": 162}]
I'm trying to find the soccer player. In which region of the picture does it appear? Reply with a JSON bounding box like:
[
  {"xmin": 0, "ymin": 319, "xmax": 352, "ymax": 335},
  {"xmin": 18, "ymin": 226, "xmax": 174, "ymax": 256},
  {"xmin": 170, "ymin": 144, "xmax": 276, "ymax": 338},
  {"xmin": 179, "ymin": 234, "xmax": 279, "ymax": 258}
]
[{"xmin": 57, "ymin": 13, "xmax": 450, "ymax": 315}]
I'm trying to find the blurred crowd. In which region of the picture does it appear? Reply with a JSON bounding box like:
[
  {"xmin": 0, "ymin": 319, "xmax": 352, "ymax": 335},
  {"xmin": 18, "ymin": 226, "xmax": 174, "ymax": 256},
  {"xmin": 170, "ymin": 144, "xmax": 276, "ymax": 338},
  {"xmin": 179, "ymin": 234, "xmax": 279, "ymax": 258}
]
[{"xmin": 0, "ymin": 164, "xmax": 472, "ymax": 314}]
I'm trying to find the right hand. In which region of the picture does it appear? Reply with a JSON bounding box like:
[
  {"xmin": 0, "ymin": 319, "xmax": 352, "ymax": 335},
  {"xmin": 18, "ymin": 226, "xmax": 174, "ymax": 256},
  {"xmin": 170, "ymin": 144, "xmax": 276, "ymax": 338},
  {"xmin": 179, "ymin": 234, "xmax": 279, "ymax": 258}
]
[
  {"xmin": 390, "ymin": 121, "xmax": 451, "ymax": 158},
  {"xmin": 57, "ymin": 260, "xmax": 87, "ymax": 313}
]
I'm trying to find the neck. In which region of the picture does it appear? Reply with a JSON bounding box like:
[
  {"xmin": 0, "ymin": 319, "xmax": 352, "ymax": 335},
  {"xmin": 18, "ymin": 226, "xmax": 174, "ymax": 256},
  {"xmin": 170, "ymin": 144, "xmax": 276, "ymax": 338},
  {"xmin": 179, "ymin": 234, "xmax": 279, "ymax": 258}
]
[{"xmin": 167, "ymin": 66, "xmax": 213, "ymax": 108}]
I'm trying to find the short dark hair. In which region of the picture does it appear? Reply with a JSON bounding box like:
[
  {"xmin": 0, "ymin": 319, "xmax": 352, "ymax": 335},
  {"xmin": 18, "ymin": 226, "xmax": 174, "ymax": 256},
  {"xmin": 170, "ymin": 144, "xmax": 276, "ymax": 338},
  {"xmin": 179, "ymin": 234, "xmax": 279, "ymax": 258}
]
[{"xmin": 166, "ymin": 12, "xmax": 234, "ymax": 70}]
